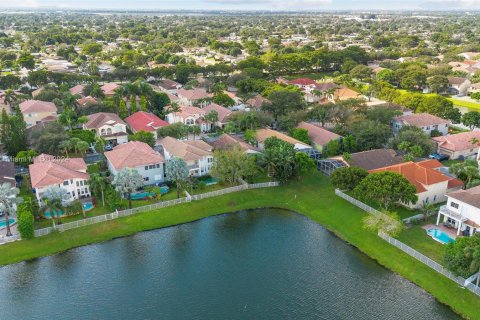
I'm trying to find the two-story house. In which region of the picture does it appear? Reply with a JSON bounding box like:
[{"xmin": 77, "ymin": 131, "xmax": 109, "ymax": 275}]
[
  {"xmin": 105, "ymin": 141, "xmax": 165, "ymax": 185},
  {"xmin": 203, "ymin": 103, "xmax": 232, "ymax": 129},
  {"xmin": 19, "ymin": 100, "xmax": 58, "ymax": 128},
  {"xmin": 125, "ymin": 111, "xmax": 168, "ymax": 139},
  {"xmin": 432, "ymin": 131, "xmax": 480, "ymax": 160},
  {"xmin": 29, "ymin": 154, "xmax": 90, "ymax": 203},
  {"xmin": 369, "ymin": 159, "xmax": 463, "ymax": 209},
  {"xmin": 84, "ymin": 112, "xmax": 128, "ymax": 146},
  {"xmin": 177, "ymin": 88, "xmax": 212, "ymax": 107},
  {"xmin": 157, "ymin": 136, "xmax": 213, "ymax": 177},
  {"xmin": 393, "ymin": 113, "xmax": 449, "ymax": 136},
  {"xmin": 165, "ymin": 105, "xmax": 210, "ymax": 132},
  {"xmin": 436, "ymin": 185, "xmax": 480, "ymax": 236}
]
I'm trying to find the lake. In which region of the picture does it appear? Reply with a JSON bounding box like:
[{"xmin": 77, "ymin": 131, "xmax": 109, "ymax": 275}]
[{"xmin": 0, "ymin": 208, "xmax": 460, "ymax": 319}]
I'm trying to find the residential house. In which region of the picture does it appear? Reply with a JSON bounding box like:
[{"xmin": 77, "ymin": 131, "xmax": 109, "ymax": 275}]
[
  {"xmin": 333, "ymin": 149, "xmax": 404, "ymax": 171},
  {"xmin": 297, "ymin": 121, "xmax": 341, "ymax": 151},
  {"xmin": 157, "ymin": 136, "xmax": 213, "ymax": 176},
  {"xmin": 84, "ymin": 112, "xmax": 128, "ymax": 146},
  {"xmin": 437, "ymin": 185, "xmax": 480, "ymax": 235},
  {"xmin": 432, "ymin": 131, "xmax": 480, "ymax": 160},
  {"xmin": 203, "ymin": 103, "xmax": 232, "ymax": 129},
  {"xmin": 165, "ymin": 105, "xmax": 210, "ymax": 132},
  {"xmin": 125, "ymin": 111, "xmax": 168, "ymax": 139},
  {"xmin": 255, "ymin": 128, "xmax": 311, "ymax": 151},
  {"xmin": 369, "ymin": 160, "xmax": 463, "ymax": 208},
  {"xmin": 0, "ymin": 161, "xmax": 15, "ymax": 186},
  {"xmin": 209, "ymin": 133, "xmax": 260, "ymax": 154},
  {"xmin": 393, "ymin": 113, "xmax": 449, "ymax": 136},
  {"xmin": 447, "ymin": 77, "xmax": 471, "ymax": 96},
  {"xmin": 29, "ymin": 154, "xmax": 90, "ymax": 203},
  {"xmin": 246, "ymin": 95, "xmax": 270, "ymax": 109},
  {"xmin": 329, "ymin": 87, "xmax": 362, "ymax": 102},
  {"xmin": 19, "ymin": 100, "xmax": 58, "ymax": 128},
  {"xmin": 69, "ymin": 84, "xmax": 84, "ymax": 96},
  {"xmin": 177, "ymin": 88, "xmax": 212, "ymax": 107},
  {"xmin": 76, "ymin": 96, "xmax": 97, "ymax": 107},
  {"xmin": 158, "ymin": 79, "xmax": 182, "ymax": 94},
  {"xmin": 105, "ymin": 141, "xmax": 165, "ymax": 185},
  {"xmin": 468, "ymin": 83, "xmax": 480, "ymax": 95},
  {"xmin": 100, "ymin": 83, "xmax": 119, "ymax": 97}
]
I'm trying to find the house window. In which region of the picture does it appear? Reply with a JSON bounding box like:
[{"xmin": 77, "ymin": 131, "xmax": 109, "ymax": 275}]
[
  {"xmin": 63, "ymin": 181, "xmax": 69, "ymax": 186},
  {"xmin": 145, "ymin": 166, "xmax": 148, "ymax": 170},
  {"xmin": 433, "ymin": 195, "xmax": 437, "ymax": 201},
  {"xmin": 156, "ymin": 164, "xmax": 160, "ymax": 168},
  {"xmin": 76, "ymin": 181, "xmax": 79, "ymax": 187},
  {"xmin": 207, "ymin": 158, "xmax": 213, "ymax": 163},
  {"xmin": 72, "ymin": 191, "xmax": 75, "ymax": 197},
  {"xmin": 450, "ymin": 202, "xmax": 459, "ymax": 209},
  {"xmin": 149, "ymin": 165, "xmax": 154, "ymax": 169},
  {"xmin": 144, "ymin": 177, "xmax": 149, "ymax": 181}
]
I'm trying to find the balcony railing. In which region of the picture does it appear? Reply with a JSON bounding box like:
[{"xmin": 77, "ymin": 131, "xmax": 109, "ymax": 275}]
[{"xmin": 439, "ymin": 205, "xmax": 467, "ymax": 222}]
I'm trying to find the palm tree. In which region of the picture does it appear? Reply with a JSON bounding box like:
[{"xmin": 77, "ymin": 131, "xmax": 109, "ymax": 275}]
[
  {"xmin": 76, "ymin": 140, "xmax": 90, "ymax": 156},
  {"xmin": 41, "ymin": 186, "xmax": 70, "ymax": 226},
  {"xmin": 59, "ymin": 140, "xmax": 71, "ymax": 157},
  {"xmin": 0, "ymin": 182, "xmax": 23, "ymax": 237},
  {"xmin": 3, "ymin": 89, "xmax": 17, "ymax": 109},
  {"xmin": 89, "ymin": 173, "xmax": 107, "ymax": 207},
  {"xmin": 188, "ymin": 125, "xmax": 201, "ymax": 140},
  {"xmin": 419, "ymin": 202, "xmax": 435, "ymax": 221},
  {"xmin": 112, "ymin": 168, "xmax": 144, "ymax": 209}
]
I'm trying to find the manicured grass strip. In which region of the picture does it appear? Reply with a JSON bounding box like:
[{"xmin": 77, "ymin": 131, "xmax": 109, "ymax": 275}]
[
  {"xmin": 448, "ymin": 98, "xmax": 480, "ymax": 111},
  {"xmin": 0, "ymin": 173, "xmax": 478, "ymax": 319}
]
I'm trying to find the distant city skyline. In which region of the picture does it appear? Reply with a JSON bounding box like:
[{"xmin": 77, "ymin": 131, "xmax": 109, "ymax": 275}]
[{"xmin": 0, "ymin": 0, "xmax": 480, "ymax": 11}]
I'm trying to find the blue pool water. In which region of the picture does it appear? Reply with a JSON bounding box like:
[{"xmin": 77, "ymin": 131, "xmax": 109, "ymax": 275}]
[
  {"xmin": 131, "ymin": 192, "xmax": 155, "ymax": 200},
  {"xmin": 0, "ymin": 218, "xmax": 16, "ymax": 228},
  {"xmin": 44, "ymin": 202, "xmax": 95, "ymax": 218},
  {"xmin": 83, "ymin": 202, "xmax": 94, "ymax": 211},
  {"xmin": 427, "ymin": 228, "xmax": 455, "ymax": 244}
]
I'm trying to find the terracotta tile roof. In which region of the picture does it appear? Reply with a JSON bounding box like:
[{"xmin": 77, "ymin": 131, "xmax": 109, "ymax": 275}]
[
  {"xmin": 369, "ymin": 160, "xmax": 461, "ymax": 193},
  {"xmin": 246, "ymin": 95, "xmax": 270, "ymax": 108},
  {"xmin": 289, "ymin": 78, "xmax": 317, "ymax": 86},
  {"xmin": 209, "ymin": 134, "xmax": 259, "ymax": 153},
  {"xmin": 448, "ymin": 76, "xmax": 468, "ymax": 86},
  {"xmin": 255, "ymin": 129, "xmax": 310, "ymax": 148},
  {"xmin": 19, "ymin": 100, "xmax": 57, "ymax": 114},
  {"xmin": 85, "ymin": 112, "xmax": 126, "ymax": 129},
  {"xmin": 158, "ymin": 79, "xmax": 181, "ymax": 90},
  {"xmin": 175, "ymin": 105, "xmax": 205, "ymax": 119},
  {"xmin": 105, "ymin": 141, "xmax": 165, "ymax": 170},
  {"xmin": 204, "ymin": 103, "xmax": 232, "ymax": 123},
  {"xmin": 177, "ymin": 88, "xmax": 212, "ymax": 101},
  {"xmin": 101, "ymin": 83, "xmax": 119, "ymax": 95},
  {"xmin": 157, "ymin": 136, "xmax": 212, "ymax": 161},
  {"xmin": 448, "ymin": 185, "xmax": 480, "ymax": 208},
  {"xmin": 314, "ymin": 82, "xmax": 339, "ymax": 92},
  {"xmin": 76, "ymin": 96, "xmax": 97, "ymax": 106},
  {"xmin": 297, "ymin": 121, "xmax": 341, "ymax": 147},
  {"xmin": 333, "ymin": 87, "xmax": 361, "ymax": 100},
  {"xmin": 69, "ymin": 84, "xmax": 84, "ymax": 95},
  {"xmin": 395, "ymin": 113, "xmax": 449, "ymax": 127},
  {"xmin": 125, "ymin": 111, "xmax": 168, "ymax": 133},
  {"xmin": 29, "ymin": 154, "xmax": 88, "ymax": 189},
  {"xmin": 432, "ymin": 131, "xmax": 480, "ymax": 152}
]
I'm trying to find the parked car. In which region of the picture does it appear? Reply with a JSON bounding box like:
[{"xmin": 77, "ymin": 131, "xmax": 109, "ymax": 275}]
[
  {"xmin": 428, "ymin": 153, "xmax": 450, "ymax": 161},
  {"xmin": 104, "ymin": 145, "xmax": 113, "ymax": 151}
]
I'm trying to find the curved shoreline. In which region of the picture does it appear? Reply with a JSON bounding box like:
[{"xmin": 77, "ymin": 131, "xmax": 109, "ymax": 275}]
[{"xmin": 0, "ymin": 173, "xmax": 478, "ymax": 319}]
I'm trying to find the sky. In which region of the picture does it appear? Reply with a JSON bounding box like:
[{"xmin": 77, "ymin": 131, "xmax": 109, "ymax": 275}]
[{"xmin": 0, "ymin": 0, "xmax": 480, "ymax": 11}]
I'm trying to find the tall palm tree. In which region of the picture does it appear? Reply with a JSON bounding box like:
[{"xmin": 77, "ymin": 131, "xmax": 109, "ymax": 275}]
[
  {"xmin": 419, "ymin": 202, "xmax": 435, "ymax": 221},
  {"xmin": 41, "ymin": 186, "xmax": 69, "ymax": 226},
  {"xmin": 0, "ymin": 182, "xmax": 23, "ymax": 237},
  {"xmin": 89, "ymin": 173, "xmax": 106, "ymax": 207},
  {"xmin": 3, "ymin": 89, "xmax": 17, "ymax": 109},
  {"xmin": 465, "ymin": 245, "xmax": 480, "ymax": 286}
]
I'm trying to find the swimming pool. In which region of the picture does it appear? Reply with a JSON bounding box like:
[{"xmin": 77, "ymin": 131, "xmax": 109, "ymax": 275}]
[
  {"xmin": 0, "ymin": 218, "xmax": 16, "ymax": 229},
  {"xmin": 131, "ymin": 192, "xmax": 155, "ymax": 200},
  {"xmin": 427, "ymin": 228, "xmax": 455, "ymax": 244},
  {"xmin": 83, "ymin": 202, "xmax": 94, "ymax": 211}
]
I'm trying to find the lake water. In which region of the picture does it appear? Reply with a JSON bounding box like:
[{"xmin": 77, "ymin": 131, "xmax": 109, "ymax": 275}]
[{"xmin": 0, "ymin": 208, "xmax": 460, "ymax": 320}]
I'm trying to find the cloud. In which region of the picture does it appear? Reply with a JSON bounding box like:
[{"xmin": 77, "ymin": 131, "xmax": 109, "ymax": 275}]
[
  {"xmin": 0, "ymin": 0, "xmax": 39, "ymax": 6},
  {"xmin": 420, "ymin": 0, "xmax": 480, "ymax": 8}
]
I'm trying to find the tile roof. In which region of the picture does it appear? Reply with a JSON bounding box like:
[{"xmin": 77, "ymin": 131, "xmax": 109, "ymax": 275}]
[
  {"xmin": 209, "ymin": 134, "xmax": 259, "ymax": 153},
  {"xmin": 395, "ymin": 113, "xmax": 449, "ymax": 127},
  {"xmin": 297, "ymin": 122, "xmax": 341, "ymax": 147},
  {"xmin": 105, "ymin": 141, "xmax": 165, "ymax": 170},
  {"xmin": 159, "ymin": 79, "xmax": 181, "ymax": 90},
  {"xmin": 85, "ymin": 112, "xmax": 126, "ymax": 130},
  {"xmin": 333, "ymin": 87, "xmax": 361, "ymax": 100},
  {"xmin": 76, "ymin": 96, "xmax": 97, "ymax": 106},
  {"xmin": 29, "ymin": 154, "xmax": 88, "ymax": 189},
  {"xmin": 177, "ymin": 88, "xmax": 212, "ymax": 101},
  {"xmin": 100, "ymin": 83, "xmax": 119, "ymax": 95},
  {"xmin": 19, "ymin": 100, "xmax": 57, "ymax": 114},
  {"xmin": 346, "ymin": 149, "xmax": 404, "ymax": 171},
  {"xmin": 432, "ymin": 131, "xmax": 480, "ymax": 152},
  {"xmin": 369, "ymin": 160, "xmax": 462, "ymax": 193},
  {"xmin": 289, "ymin": 78, "xmax": 317, "ymax": 86},
  {"xmin": 203, "ymin": 103, "xmax": 232, "ymax": 123},
  {"xmin": 157, "ymin": 136, "xmax": 212, "ymax": 161},
  {"xmin": 125, "ymin": 111, "xmax": 168, "ymax": 133},
  {"xmin": 69, "ymin": 84, "xmax": 84, "ymax": 95},
  {"xmin": 255, "ymin": 128, "xmax": 310, "ymax": 148},
  {"xmin": 246, "ymin": 95, "xmax": 270, "ymax": 108},
  {"xmin": 448, "ymin": 185, "xmax": 480, "ymax": 209}
]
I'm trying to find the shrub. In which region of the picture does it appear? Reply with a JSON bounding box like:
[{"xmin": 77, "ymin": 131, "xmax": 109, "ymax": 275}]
[{"xmin": 17, "ymin": 204, "xmax": 34, "ymax": 239}]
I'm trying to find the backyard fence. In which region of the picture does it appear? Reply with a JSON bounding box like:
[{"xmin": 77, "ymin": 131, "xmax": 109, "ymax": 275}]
[
  {"xmin": 335, "ymin": 188, "xmax": 480, "ymax": 297},
  {"xmin": 34, "ymin": 181, "xmax": 280, "ymax": 238}
]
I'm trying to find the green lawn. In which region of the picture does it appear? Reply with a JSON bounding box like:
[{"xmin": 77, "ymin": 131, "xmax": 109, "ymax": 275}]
[
  {"xmin": 448, "ymin": 98, "xmax": 480, "ymax": 111},
  {"xmin": 1, "ymin": 172, "xmax": 480, "ymax": 319},
  {"xmin": 397, "ymin": 217, "xmax": 446, "ymax": 264}
]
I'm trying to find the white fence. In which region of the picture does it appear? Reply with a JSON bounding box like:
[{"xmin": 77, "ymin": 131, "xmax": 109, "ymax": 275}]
[
  {"xmin": 34, "ymin": 181, "xmax": 280, "ymax": 238},
  {"xmin": 335, "ymin": 188, "xmax": 480, "ymax": 297}
]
